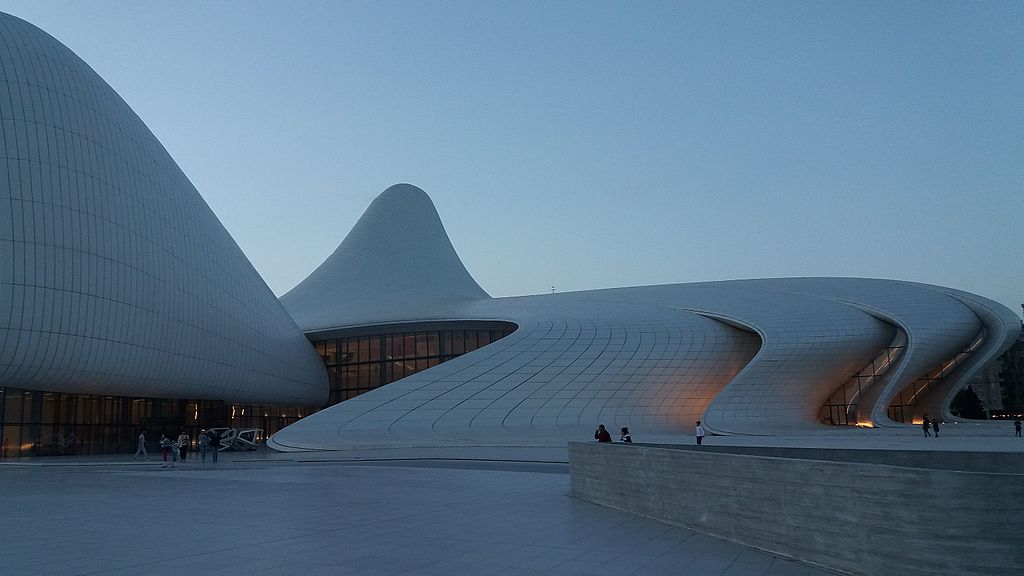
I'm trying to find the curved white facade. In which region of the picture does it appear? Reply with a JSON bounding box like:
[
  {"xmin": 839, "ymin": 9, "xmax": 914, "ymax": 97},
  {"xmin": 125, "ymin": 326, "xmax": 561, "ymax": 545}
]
[
  {"xmin": 272, "ymin": 184, "xmax": 1020, "ymax": 449},
  {"xmin": 0, "ymin": 11, "xmax": 1017, "ymax": 450},
  {"xmin": 0, "ymin": 13, "xmax": 327, "ymax": 405}
]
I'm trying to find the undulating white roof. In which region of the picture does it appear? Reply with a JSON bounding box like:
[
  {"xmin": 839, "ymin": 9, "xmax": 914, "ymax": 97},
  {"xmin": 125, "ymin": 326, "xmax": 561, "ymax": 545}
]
[{"xmin": 271, "ymin": 185, "xmax": 1020, "ymax": 449}]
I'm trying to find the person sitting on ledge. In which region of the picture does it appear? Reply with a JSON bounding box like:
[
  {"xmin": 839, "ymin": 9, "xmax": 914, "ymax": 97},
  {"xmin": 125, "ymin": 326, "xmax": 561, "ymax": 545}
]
[
  {"xmin": 620, "ymin": 427, "xmax": 632, "ymax": 443},
  {"xmin": 594, "ymin": 424, "xmax": 612, "ymax": 443}
]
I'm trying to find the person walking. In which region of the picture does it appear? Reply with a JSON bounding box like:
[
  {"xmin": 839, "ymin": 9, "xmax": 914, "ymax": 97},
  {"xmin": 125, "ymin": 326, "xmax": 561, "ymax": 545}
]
[
  {"xmin": 695, "ymin": 420, "xmax": 705, "ymax": 446},
  {"xmin": 619, "ymin": 427, "xmax": 632, "ymax": 443},
  {"xmin": 922, "ymin": 415, "xmax": 932, "ymax": 437},
  {"xmin": 168, "ymin": 437, "xmax": 178, "ymax": 468},
  {"xmin": 198, "ymin": 429, "xmax": 210, "ymax": 463},
  {"xmin": 209, "ymin": 429, "xmax": 220, "ymax": 463},
  {"xmin": 932, "ymin": 419, "xmax": 940, "ymax": 437},
  {"xmin": 133, "ymin": 429, "xmax": 149, "ymax": 460},
  {"xmin": 1015, "ymin": 418, "xmax": 1021, "ymax": 438},
  {"xmin": 177, "ymin": 431, "xmax": 190, "ymax": 461},
  {"xmin": 159, "ymin": 434, "xmax": 171, "ymax": 467},
  {"xmin": 594, "ymin": 424, "xmax": 612, "ymax": 443}
]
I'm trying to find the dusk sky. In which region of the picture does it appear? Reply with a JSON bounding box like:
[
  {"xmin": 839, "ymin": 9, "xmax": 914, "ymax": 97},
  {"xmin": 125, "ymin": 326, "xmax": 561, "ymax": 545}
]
[{"xmin": 3, "ymin": 1, "xmax": 1021, "ymax": 316}]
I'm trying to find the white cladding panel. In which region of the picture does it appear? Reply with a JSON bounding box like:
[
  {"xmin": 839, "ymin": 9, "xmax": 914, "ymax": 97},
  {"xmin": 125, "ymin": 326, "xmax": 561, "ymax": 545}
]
[{"xmin": 0, "ymin": 13, "xmax": 327, "ymax": 404}]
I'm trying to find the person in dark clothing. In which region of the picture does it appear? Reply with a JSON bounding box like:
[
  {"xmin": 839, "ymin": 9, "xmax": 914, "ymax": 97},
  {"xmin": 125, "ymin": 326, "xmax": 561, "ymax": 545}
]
[
  {"xmin": 594, "ymin": 424, "xmax": 612, "ymax": 443},
  {"xmin": 922, "ymin": 415, "xmax": 931, "ymax": 437},
  {"xmin": 209, "ymin": 430, "xmax": 220, "ymax": 462},
  {"xmin": 1015, "ymin": 418, "xmax": 1021, "ymax": 438},
  {"xmin": 619, "ymin": 427, "xmax": 632, "ymax": 443},
  {"xmin": 932, "ymin": 419, "xmax": 940, "ymax": 437}
]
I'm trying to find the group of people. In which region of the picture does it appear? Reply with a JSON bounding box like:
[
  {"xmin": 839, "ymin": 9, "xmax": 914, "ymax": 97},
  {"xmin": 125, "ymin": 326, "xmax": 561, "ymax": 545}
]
[
  {"xmin": 593, "ymin": 421, "xmax": 708, "ymax": 446},
  {"xmin": 594, "ymin": 424, "xmax": 631, "ymax": 443},
  {"xmin": 133, "ymin": 428, "xmax": 221, "ymax": 465}
]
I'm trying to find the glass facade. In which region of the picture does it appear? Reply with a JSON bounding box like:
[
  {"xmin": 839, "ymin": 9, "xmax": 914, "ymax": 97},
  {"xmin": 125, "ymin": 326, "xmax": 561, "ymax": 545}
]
[
  {"xmin": 887, "ymin": 332, "xmax": 985, "ymax": 423},
  {"xmin": 0, "ymin": 388, "xmax": 309, "ymax": 458},
  {"xmin": 0, "ymin": 322, "xmax": 516, "ymax": 458},
  {"xmin": 821, "ymin": 336, "xmax": 906, "ymax": 426},
  {"xmin": 314, "ymin": 326, "xmax": 517, "ymax": 406}
]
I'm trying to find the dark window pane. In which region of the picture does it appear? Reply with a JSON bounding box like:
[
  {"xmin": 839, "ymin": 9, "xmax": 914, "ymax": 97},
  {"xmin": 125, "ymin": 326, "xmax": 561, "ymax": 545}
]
[
  {"xmin": 368, "ymin": 364, "xmax": 381, "ymax": 389},
  {"xmin": 416, "ymin": 333, "xmax": 428, "ymax": 357},
  {"xmin": 369, "ymin": 336, "xmax": 381, "ymax": 362},
  {"xmin": 5, "ymin": 389, "xmax": 24, "ymax": 422},
  {"xmin": 402, "ymin": 335, "xmax": 416, "ymax": 359},
  {"xmin": 359, "ymin": 338, "xmax": 370, "ymax": 364}
]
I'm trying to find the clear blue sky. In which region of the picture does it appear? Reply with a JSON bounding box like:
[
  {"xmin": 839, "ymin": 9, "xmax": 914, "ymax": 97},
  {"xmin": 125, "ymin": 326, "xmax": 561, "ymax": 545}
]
[{"xmin": 3, "ymin": 1, "xmax": 1022, "ymax": 316}]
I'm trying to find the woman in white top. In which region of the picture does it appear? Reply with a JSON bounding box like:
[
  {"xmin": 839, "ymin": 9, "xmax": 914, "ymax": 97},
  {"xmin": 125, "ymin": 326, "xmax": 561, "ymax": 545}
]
[
  {"xmin": 695, "ymin": 420, "xmax": 705, "ymax": 446},
  {"xmin": 177, "ymin": 432, "xmax": 190, "ymax": 461}
]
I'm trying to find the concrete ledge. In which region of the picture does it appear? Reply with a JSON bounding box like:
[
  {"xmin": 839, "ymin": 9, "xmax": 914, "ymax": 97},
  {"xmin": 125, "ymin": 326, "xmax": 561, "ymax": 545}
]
[{"xmin": 569, "ymin": 442, "xmax": 1024, "ymax": 576}]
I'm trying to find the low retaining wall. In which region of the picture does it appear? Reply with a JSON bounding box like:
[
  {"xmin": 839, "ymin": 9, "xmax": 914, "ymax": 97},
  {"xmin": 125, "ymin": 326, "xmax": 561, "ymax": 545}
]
[{"xmin": 569, "ymin": 442, "xmax": 1024, "ymax": 576}]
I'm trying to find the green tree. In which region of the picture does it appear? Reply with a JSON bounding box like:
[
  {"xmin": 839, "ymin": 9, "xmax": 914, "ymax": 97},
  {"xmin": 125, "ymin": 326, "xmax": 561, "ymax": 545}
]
[{"xmin": 950, "ymin": 386, "xmax": 986, "ymax": 419}]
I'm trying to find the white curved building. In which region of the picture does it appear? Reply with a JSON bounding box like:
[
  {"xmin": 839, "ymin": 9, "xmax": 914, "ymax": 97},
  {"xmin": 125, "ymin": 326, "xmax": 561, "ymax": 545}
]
[
  {"xmin": 0, "ymin": 11, "xmax": 1017, "ymax": 458},
  {"xmin": 270, "ymin": 184, "xmax": 1020, "ymax": 450},
  {"xmin": 0, "ymin": 12, "xmax": 327, "ymax": 406}
]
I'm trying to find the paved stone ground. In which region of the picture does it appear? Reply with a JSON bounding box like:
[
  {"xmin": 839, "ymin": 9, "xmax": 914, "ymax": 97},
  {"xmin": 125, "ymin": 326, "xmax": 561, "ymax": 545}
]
[{"xmin": 0, "ymin": 453, "xmax": 836, "ymax": 576}]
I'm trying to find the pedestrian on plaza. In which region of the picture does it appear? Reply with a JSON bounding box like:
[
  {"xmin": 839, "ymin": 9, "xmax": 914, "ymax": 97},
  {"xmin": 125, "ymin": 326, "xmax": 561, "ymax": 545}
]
[
  {"xmin": 695, "ymin": 420, "xmax": 705, "ymax": 446},
  {"xmin": 594, "ymin": 424, "xmax": 612, "ymax": 443},
  {"xmin": 198, "ymin": 429, "xmax": 210, "ymax": 463},
  {"xmin": 922, "ymin": 415, "xmax": 932, "ymax": 437},
  {"xmin": 620, "ymin": 427, "xmax": 632, "ymax": 443},
  {"xmin": 932, "ymin": 419, "xmax": 940, "ymax": 437},
  {"xmin": 209, "ymin": 429, "xmax": 220, "ymax": 463},
  {"xmin": 159, "ymin": 434, "xmax": 171, "ymax": 466},
  {"xmin": 1015, "ymin": 418, "xmax": 1021, "ymax": 438},
  {"xmin": 177, "ymin": 431, "xmax": 190, "ymax": 461},
  {"xmin": 133, "ymin": 429, "xmax": 148, "ymax": 460},
  {"xmin": 168, "ymin": 438, "xmax": 178, "ymax": 467}
]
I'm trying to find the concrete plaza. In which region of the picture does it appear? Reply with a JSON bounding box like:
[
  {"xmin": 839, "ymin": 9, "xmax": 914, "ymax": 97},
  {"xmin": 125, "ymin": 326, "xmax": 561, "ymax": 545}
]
[{"xmin": 0, "ymin": 450, "xmax": 834, "ymax": 576}]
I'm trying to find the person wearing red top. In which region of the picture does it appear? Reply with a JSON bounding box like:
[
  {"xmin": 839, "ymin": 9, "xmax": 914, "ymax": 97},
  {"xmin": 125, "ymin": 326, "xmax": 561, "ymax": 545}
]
[{"xmin": 594, "ymin": 424, "xmax": 612, "ymax": 442}]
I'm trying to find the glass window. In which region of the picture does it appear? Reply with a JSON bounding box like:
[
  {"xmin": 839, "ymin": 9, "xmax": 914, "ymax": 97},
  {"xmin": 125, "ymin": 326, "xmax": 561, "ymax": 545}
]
[
  {"xmin": 368, "ymin": 364, "xmax": 381, "ymax": 389},
  {"xmin": 5, "ymin": 389, "xmax": 24, "ymax": 422},
  {"xmin": 40, "ymin": 393, "xmax": 55, "ymax": 424},
  {"xmin": 368, "ymin": 336, "xmax": 381, "ymax": 362},
  {"xmin": 3, "ymin": 425, "xmax": 21, "ymax": 457},
  {"xmin": 415, "ymin": 333, "xmax": 428, "ymax": 357},
  {"xmin": 427, "ymin": 333, "xmax": 439, "ymax": 357},
  {"xmin": 358, "ymin": 338, "xmax": 370, "ymax": 364},
  {"xmin": 451, "ymin": 331, "xmax": 465, "ymax": 355},
  {"xmin": 341, "ymin": 365, "xmax": 358, "ymax": 390},
  {"xmin": 401, "ymin": 335, "xmax": 416, "ymax": 359},
  {"xmin": 389, "ymin": 361, "xmax": 404, "ymax": 383}
]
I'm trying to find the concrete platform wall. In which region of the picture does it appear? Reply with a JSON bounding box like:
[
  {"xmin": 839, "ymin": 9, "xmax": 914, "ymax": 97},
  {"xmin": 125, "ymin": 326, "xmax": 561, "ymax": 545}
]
[{"xmin": 569, "ymin": 442, "xmax": 1024, "ymax": 576}]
